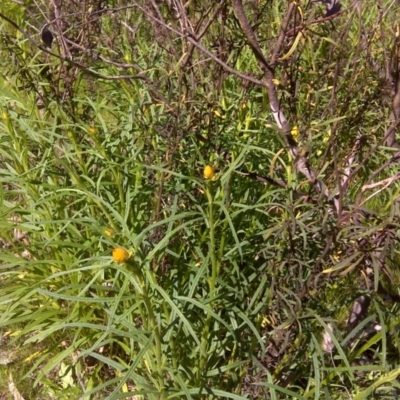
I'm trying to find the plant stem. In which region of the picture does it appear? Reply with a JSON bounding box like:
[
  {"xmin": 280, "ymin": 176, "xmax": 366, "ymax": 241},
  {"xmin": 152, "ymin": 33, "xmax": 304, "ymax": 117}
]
[
  {"xmin": 136, "ymin": 268, "xmax": 166, "ymax": 399},
  {"xmin": 198, "ymin": 181, "xmax": 219, "ymax": 382}
]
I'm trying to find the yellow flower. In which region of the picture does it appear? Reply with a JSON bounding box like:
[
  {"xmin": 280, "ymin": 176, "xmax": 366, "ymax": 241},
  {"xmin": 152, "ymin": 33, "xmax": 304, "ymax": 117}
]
[
  {"xmin": 112, "ymin": 248, "xmax": 130, "ymax": 263},
  {"xmin": 272, "ymin": 78, "xmax": 280, "ymax": 86},
  {"xmin": 88, "ymin": 126, "xmax": 97, "ymax": 135},
  {"xmin": 291, "ymin": 125, "xmax": 299, "ymax": 140},
  {"xmin": 104, "ymin": 227, "xmax": 114, "ymax": 237},
  {"xmin": 203, "ymin": 165, "xmax": 215, "ymax": 179}
]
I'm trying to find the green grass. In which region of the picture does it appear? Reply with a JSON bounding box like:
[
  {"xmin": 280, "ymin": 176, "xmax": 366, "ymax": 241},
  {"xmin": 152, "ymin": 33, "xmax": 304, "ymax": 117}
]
[{"xmin": 1, "ymin": 0, "xmax": 400, "ymax": 399}]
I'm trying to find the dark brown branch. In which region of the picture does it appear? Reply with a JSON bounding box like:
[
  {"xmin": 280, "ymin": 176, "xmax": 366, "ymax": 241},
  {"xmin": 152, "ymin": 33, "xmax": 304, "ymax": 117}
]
[
  {"xmin": 230, "ymin": 0, "xmax": 326, "ymax": 197},
  {"xmin": 130, "ymin": 1, "xmax": 269, "ymax": 88},
  {"xmin": 385, "ymin": 42, "xmax": 400, "ymax": 148},
  {"xmin": 231, "ymin": 0, "xmax": 274, "ymax": 75},
  {"xmin": 0, "ymin": 12, "xmax": 146, "ymax": 81},
  {"xmin": 184, "ymin": 35, "xmax": 268, "ymax": 88},
  {"xmin": 236, "ymin": 169, "xmax": 287, "ymax": 189},
  {"xmin": 285, "ymin": 9, "xmax": 347, "ymax": 37},
  {"xmin": 180, "ymin": 1, "xmax": 226, "ymax": 68},
  {"xmin": 270, "ymin": 3, "xmax": 296, "ymax": 67}
]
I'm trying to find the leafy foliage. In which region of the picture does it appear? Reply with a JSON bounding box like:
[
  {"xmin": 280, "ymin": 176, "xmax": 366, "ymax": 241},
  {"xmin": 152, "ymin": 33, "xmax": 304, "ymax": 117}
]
[{"xmin": 1, "ymin": 0, "xmax": 400, "ymax": 399}]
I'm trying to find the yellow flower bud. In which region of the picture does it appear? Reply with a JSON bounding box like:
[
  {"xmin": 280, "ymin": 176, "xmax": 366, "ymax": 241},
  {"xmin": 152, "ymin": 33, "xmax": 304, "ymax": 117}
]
[
  {"xmin": 104, "ymin": 228, "xmax": 114, "ymax": 237},
  {"xmin": 88, "ymin": 126, "xmax": 97, "ymax": 135},
  {"xmin": 112, "ymin": 248, "xmax": 130, "ymax": 263},
  {"xmin": 291, "ymin": 125, "xmax": 299, "ymax": 140},
  {"xmin": 203, "ymin": 165, "xmax": 215, "ymax": 179}
]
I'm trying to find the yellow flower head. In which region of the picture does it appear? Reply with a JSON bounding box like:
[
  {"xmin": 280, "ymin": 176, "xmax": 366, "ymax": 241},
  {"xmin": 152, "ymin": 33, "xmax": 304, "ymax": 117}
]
[
  {"xmin": 88, "ymin": 126, "xmax": 97, "ymax": 136},
  {"xmin": 112, "ymin": 248, "xmax": 130, "ymax": 263},
  {"xmin": 291, "ymin": 125, "xmax": 299, "ymax": 140},
  {"xmin": 203, "ymin": 165, "xmax": 215, "ymax": 180},
  {"xmin": 104, "ymin": 227, "xmax": 114, "ymax": 237},
  {"xmin": 272, "ymin": 78, "xmax": 281, "ymax": 86}
]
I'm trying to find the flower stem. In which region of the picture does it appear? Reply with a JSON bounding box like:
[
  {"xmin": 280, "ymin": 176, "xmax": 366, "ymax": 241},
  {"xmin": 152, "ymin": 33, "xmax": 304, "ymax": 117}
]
[{"xmin": 198, "ymin": 181, "xmax": 219, "ymax": 382}]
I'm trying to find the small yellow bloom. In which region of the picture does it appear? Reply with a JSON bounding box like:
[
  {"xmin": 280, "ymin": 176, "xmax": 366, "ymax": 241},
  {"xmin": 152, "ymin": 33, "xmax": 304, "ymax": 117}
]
[
  {"xmin": 112, "ymin": 248, "xmax": 130, "ymax": 263},
  {"xmin": 88, "ymin": 126, "xmax": 97, "ymax": 135},
  {"xmin": 322, "ymin": 129, "xmax": 331, "ymax": 143},
  {"xmin": 291, "ymin": 125, "xmax": 299, "ymax": 140},
  {"xmin": 203, "ymin": 165, "xmax": 215, "ymax": 179},
  {"xmin": 104, "ymin": 227, "xmax": 114, "ymax": 237},
  {"xmin": 261, "ymin": 316, "xmax": 270, "ymax": 328}
]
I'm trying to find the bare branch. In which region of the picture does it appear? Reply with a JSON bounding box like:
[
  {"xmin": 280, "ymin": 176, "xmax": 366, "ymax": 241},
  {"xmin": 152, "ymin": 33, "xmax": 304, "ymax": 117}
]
[
  {"xmin": 270, "ymin": 3, "xmax": 296, "ymax": 66},
  {"xmin": 230, "ymin": 0, "xmax": 331, "ymax": 200}
]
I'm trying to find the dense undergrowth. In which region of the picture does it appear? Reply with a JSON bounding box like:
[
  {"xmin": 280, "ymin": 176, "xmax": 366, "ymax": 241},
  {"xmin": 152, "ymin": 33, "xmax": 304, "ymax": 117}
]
[{"xmin": 1, "ymin": 0, "xmax": 400, "ymax": 399}]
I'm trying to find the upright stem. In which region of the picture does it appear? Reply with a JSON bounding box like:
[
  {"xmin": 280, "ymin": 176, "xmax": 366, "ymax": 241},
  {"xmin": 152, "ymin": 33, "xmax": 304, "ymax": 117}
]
[
  {"xmin": 198, "ymin": 181, "xmax": 219, "ymax": 381},
  {"xmin": 142, "ymin": 286, "xmax": 166, "ymax": 398},
  {"xmin": 206, "ymin": 184, "xmax": 218, "ymax": 292},
  {"xmin": 134, "ymin": 267, "xmax": 166, "ymax": 399}
]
